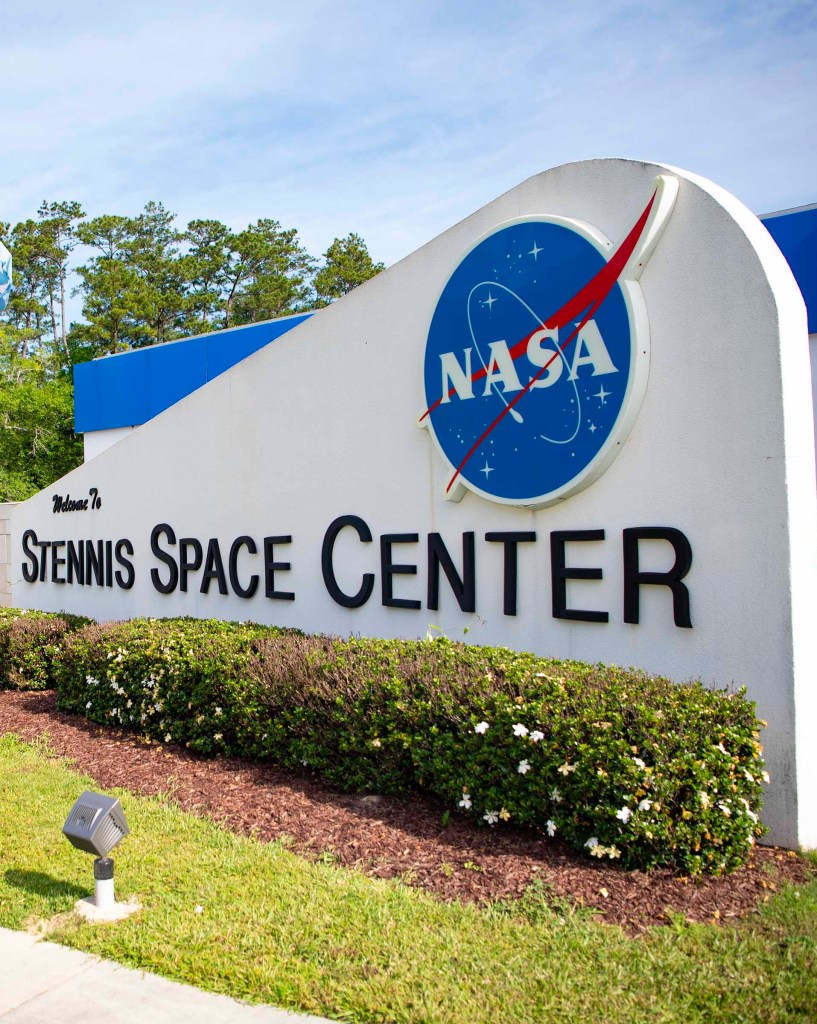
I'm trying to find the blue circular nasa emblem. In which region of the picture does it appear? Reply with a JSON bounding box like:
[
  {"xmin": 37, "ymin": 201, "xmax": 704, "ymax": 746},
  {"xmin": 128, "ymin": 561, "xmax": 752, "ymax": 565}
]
[{"xmin": 420, "ymin": 214, "xmax": 651, "ymax": 508}]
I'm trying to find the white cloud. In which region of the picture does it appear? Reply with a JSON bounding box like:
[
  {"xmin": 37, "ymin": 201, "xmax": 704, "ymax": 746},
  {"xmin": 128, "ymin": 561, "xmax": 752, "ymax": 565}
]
[{"xmin": 1, "ymin": 0, "xmax": 815, "ymax": 273}]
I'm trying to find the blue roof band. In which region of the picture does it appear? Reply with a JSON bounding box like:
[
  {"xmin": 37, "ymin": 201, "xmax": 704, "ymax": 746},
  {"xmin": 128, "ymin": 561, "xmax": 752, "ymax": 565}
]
[
  {"xmin": 761, "ymin": 205, "xmax": 817, "ymax": 334},
  {"xmin": 73, "ymin": 313, "xmax": 312, "ymax": 433}
]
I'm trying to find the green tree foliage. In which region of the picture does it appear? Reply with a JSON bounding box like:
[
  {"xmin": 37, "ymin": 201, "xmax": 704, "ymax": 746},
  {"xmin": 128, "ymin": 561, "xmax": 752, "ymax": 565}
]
[
  {"xmin": 0, "ymin": 219, "xmax": 56, "ymax": 358},
  {"xmin": 69, "ymin": 206, "xmax": 347, "ymax": 347},
  {"xmin": 37, "ymin": 201, "xmax": 85, "ymax": 359},
  {"xmin": 74, "ymin": 206, "xmax": 188, "ymax": 352},
  {"xmin": 185, "ymin": 218, "xmax": 233, "ymax": 330},
  {"xmin": 223, "ymin": 219, "xmax": 315, "ymax": 327},
  {"xmin": 0, "ymin": 324, "xmax": 82, "ymax": 501},
  {"xmin": 0, "ymin": 204, "xmax": 86, "ymax": 362},
  {"xmin": 1, "ymin": 200, "xmax": 384, "ymax": 496},
  {"xmin": 71, "ymin": 258, "xmax": 151, "ymax": 355},
  {"xmin": 314, "ymin": 232, "xmax": 385, "ymax": 305}
]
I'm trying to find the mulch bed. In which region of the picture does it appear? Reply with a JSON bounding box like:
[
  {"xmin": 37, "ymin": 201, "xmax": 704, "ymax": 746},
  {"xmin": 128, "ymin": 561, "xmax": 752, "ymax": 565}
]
[{"xmin": 1, "ymin": 689, "xmax": 811, "ymax": 934}]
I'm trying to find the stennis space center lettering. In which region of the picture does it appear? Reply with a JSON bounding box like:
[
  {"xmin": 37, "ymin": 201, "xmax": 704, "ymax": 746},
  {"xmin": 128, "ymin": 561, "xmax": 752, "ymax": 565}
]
[{"xmin": 20, "ymin": 519, "xmax": 693, "ymax": 627}]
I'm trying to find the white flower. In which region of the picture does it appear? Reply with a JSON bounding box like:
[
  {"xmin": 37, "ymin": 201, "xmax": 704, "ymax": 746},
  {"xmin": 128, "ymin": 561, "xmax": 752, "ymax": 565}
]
[
  {"xmin": 517, "ymin": 759, "xmax": 531, "ymax": 775},
  {"xmin": 214, "ymin": 707, "xmax": 223, "ymax": 716},
  {"xmin": 371, "ymin": 738, "xmax": 381, "ymax": 748},
  {"xmin": 739, "ymin": 799, "xmax": 758, "ymax": 823},
  {"xmin": 716, "ymin": 742, "xmax": 729, "ymax": 756},
  {"xmin": 557, "ymin": 762, "xmax": 577, "ymax": 776},
  {"xmin": 530, "ymin": 730, "xmax": 544, "ymax": 743},
  {"xmin": 512, "ymin": 723, "xmax": 529, "ymax": 738},
  {"xmin": 214, "ymin": 733, "xmax": 223, "ymax": 742},
  {"xmin": 606, "ymin": 846, "xmax": 621, "ymax": 860},
  {"xmin": 194, "ymin": 905, "xmax": 203, "ymax": 914},
  {"xmin": 718, "ymin": 802, "xmax": 732, "ymax": 817},
  {"xmin": 164, "ymin": 733, "xmax": 172, "ymax": 743},
  {"xmin": 616, "ymin": 806, "xmax": 633, "ymax": 824},
  {"xmin": 762, "ymin": 771, "xmax": 770, "ymax": 784},
  {"xmin": 300, "ymin": 758, "xmax": 308, "ymax": 766},
  {"xmin": 546, "ymin": 820, "xmax": 557, "ymax": 837},
  {"xmin": 700, "ymin": 791, "xmax": 711, "ymax": 809},
  {"xmin": 584, "ymin": 837, "xmax": 599, "ymax": 849},
  {"xmin": 633, "ymin": 757, "xmax": 646, "ymax": 769},
  {"xmin": 474, "ymin": 721, "xmax": 489, "ymax": 735},
  {"xmin": 549, "ymin": 786, "xmax": 563, "ymax": 804},
  {"xmin": 483, "ymin": 810, "xmax": 499, "ymax": 825},
  {"xmin": 85, "ymin": 701, "xmax": 92, "ymax": 710},
  {"xmin": 638, "ymin": 799, "xmax": 653, "ymax": 812},
  {"xmin": 458, "ymin": 793, "xmax": 473, "ymax": 810}
]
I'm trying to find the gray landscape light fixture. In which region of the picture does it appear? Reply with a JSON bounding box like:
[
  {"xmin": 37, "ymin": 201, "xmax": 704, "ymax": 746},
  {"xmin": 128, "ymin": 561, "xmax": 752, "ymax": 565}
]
[{"xmin": 63, "ymin": 791, "xmax": 130, "ymax": 910}]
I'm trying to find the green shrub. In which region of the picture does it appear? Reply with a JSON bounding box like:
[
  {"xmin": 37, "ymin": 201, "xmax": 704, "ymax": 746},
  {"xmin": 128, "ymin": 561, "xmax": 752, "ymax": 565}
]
[
  {"xmin": 0, "ymin": 608, "xmax": 93, "ymax": 690},
  {"xmin": 55, "ymin": 618, "xmax": 300, "ymax": 756},
  {"xmin": 53, "ymin": 620, "xmax": 768, "ymax": 874}
]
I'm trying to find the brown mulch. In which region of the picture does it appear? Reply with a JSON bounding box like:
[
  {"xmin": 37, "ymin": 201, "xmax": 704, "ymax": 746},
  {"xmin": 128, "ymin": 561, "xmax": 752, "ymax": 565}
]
[{"xmin": 1, "ymin": 689, "xmax": 812, "ymax": 934}]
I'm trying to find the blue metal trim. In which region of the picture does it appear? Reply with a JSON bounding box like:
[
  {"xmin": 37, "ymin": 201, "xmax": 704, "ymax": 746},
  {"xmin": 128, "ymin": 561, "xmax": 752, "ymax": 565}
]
[
  {"xmin": 761, "ymin": 206, "xmax": 817, "ymax": 333},
  {"xmin": 73, "ymin": 313, "xmax": 312, "ymax": 433}
]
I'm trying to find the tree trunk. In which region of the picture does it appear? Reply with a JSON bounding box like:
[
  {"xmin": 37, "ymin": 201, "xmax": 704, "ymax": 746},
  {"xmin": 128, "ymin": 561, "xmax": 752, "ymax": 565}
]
[
  {"xmin": 60, "ymin": 265, "xmax": 68, "ymax": 358},
  {"xmin": 48, "ymin": 282, "xmax": 58, "ymax": 350}
]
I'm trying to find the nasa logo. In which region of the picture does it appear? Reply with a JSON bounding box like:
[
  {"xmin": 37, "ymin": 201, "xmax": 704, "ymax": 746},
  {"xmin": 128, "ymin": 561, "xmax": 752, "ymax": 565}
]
[{"xmin": 419, "ymin": 175, "xmax": 679, "ymax": 508}]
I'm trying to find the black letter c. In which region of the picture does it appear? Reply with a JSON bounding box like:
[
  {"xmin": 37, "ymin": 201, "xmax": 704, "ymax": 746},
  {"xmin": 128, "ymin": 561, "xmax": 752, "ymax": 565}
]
[{"xmin": 321, "ymin": 515, "xmax": 374, "ymax": 608}]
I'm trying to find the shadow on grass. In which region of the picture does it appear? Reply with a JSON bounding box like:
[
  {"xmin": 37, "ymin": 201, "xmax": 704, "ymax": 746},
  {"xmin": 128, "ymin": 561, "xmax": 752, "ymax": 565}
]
[{"xmin": 4, "ymin": 869, "xmax": 86, "ymax": 900}]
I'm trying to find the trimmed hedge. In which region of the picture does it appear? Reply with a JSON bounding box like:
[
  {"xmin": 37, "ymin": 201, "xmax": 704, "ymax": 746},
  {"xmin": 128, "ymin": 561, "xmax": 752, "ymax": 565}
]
[
  {"xmin": 0, "ymin": 608, "xmax": 92, "ymax": 690},
  {"xmin": 51, "ymin": 617, "xmax": 768, "ymax": 874}
]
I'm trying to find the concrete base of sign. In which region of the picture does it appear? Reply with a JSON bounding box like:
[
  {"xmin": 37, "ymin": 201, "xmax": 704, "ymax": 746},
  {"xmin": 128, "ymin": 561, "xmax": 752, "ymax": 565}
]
[{"xmin": 74, "ymin": 896, "xmax": 142, "ymax": 924}]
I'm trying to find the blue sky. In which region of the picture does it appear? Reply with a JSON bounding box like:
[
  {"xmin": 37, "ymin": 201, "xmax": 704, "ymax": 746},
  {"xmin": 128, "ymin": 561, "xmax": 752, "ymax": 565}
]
[{"xmin": 1, "ymin": 0, "xmax": 815, "ymax": 273}]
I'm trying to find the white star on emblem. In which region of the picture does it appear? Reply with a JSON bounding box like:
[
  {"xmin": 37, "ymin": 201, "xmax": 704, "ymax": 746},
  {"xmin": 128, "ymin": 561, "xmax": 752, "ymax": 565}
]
[
  {"xmin": 483, "ymin": 292, "xmax": 497, "ymax": 310},
  {"xmin": 528, "ymin": 242, "xmax": 543, "ymax": 260},
  {"xmin": 594, "ymin": 385, "xmax": 610, "ymax": 405},
  {"xmin": 480, "ymin": 460, "xmax": 494, "ymax": 479},
  {"xmin": 588, "ymin": 422, "xmax": 597, "ymax": 433}
]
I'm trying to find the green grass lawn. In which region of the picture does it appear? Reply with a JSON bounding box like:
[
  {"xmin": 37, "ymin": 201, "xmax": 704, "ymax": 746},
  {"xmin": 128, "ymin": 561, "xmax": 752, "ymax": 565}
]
[{"xmin": 0, "ymin": 733, "xmax": 814, "ymax": 1024}]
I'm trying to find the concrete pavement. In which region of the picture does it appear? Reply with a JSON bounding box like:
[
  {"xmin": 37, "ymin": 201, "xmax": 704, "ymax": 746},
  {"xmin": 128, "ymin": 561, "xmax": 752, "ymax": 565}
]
[{"xmin": 0, "ymin": 927, "xmax": 336, "ymax": 1023}]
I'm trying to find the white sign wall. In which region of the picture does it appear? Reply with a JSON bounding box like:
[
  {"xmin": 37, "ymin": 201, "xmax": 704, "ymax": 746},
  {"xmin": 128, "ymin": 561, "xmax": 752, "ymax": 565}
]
[{"xmin": 12, "ymin": 159, "xmax": 817, "ymax": 849}]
